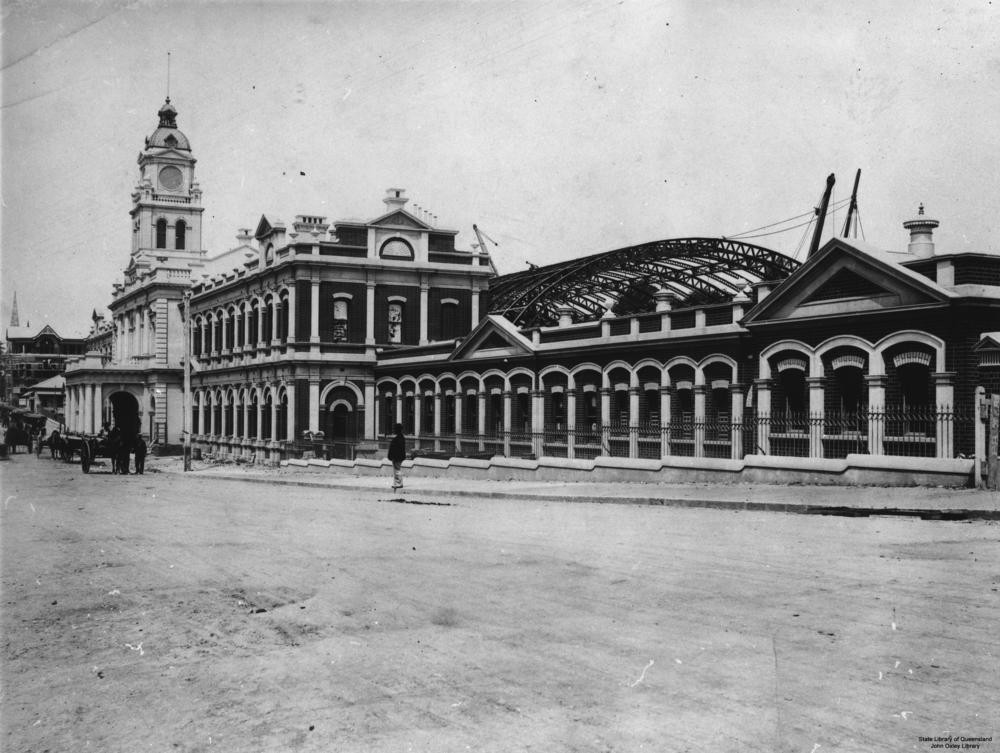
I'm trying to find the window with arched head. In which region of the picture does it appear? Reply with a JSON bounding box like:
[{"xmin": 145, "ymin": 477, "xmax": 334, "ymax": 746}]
[
  {"xmin": 155, "ymin": 218, "xmax": 167, "ymax": 249},
  {"xmin": 387, "ymin": 301, "xmax": 404, "ymax": 344},
  {"xmin": 175, "ymin": 219, "xmax": 186, "ymax": 250},
  {"xmin": 440, "ymin": 299, "xmax": 459, "ymax": 340},
  {"xmin": 332, "ymin": 298, "xmax": 349, "ymax": 342}
]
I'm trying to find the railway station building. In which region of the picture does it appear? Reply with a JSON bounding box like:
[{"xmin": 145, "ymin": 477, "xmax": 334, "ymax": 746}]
[{"xmin": 64, "ymin": 99, "xmax": 1000, "ymax": 476}]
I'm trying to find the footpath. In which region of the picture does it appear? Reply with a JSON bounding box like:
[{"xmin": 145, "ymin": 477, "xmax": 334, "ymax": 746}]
[{"xmin": 154, "ymin": 457, "xmax": 1000, "ymax": 521}]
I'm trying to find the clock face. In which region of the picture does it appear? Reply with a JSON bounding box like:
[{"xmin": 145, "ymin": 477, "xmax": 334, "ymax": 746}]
[{"xmin": 158, "ymin": 166, "xmax": 183, "ymax": 191}]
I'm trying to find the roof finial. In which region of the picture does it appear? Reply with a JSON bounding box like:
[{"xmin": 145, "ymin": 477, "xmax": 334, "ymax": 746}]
[
  {"xmin": 918, "ymin": 203, "xmax": 924, "ymax": 216},
  {"xmin": 166, "ymin": 51, "xmax": 171, "ymax": 102}
]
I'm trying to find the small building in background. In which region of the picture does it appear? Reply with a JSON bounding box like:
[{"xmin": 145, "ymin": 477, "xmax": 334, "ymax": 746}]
[{"xmin": 2, "ymin": 321, "xmax": 86, "ymax": 414}]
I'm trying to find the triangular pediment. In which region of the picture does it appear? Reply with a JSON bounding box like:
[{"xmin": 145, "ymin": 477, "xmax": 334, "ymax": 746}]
[
  {"xmin": 33, "ymin": 324, "xmax": 59, "ymax": 339},
  {"xmin": 254, "ymin": 216, "xmax": 273, "ymax": 238},
  {"xmin": 743, "ymin": 238, "xmax": 952, "ymax": 325},
  {"xmin": 449, "ymin": 315, "xmax": 536, "ymax": 361},
  {"xmin": 254, "ymin": 214, "xmax": 286, "ymax": 240},
  {"xmin": 973, "ymin": 332, "xmax": 1000, "ymax": 351},
  {"xmin": 370, "ymin": 209, "xmax": 429, "ymax": 230}
]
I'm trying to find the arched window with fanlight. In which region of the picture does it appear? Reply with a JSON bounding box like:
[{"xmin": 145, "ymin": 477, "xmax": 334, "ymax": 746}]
[
  {"xmin": 888, "ymin": 349, "xmax": 935, "ymax": 440},
  {"xmin": 332, "ymin": 297, "xmax": 349, "ymax": 342},
  {"xmin": 155, "ymin": 218, "xmax": 167, "ymax": 249},
  {"xmin": 175, "ymin": 219, "xmax": 187, "ymax": 250},
  {"xmin": 387, "ymin": 300, "xmax": 404, "ymax": 344}
]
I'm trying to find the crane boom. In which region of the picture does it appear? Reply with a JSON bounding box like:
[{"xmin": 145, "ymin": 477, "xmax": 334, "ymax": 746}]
[{"xmin": 473, "ymin": 224, "xmax": 499, "ymax": 275}]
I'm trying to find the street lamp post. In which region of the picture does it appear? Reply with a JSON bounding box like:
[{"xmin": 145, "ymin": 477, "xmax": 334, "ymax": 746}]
[{"xmin": 183, "ymin": 291, "xmax": 192, "ymax": 472}]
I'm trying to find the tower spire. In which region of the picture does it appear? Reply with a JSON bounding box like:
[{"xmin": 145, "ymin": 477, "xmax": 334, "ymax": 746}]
[{"xmin": 9, "ymin": 291, "xmax": 19, "ymax": 327}]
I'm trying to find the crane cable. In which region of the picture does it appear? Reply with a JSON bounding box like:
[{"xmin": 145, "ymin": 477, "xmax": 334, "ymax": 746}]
[{"xmin": 727, "ymin": 197, "xmax": 851, "ymax": 240}]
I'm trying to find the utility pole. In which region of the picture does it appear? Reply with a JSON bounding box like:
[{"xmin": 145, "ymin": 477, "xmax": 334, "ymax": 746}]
[{"xmin": 183, "ymin": 291, "xmax": 192, "ymax": 471}]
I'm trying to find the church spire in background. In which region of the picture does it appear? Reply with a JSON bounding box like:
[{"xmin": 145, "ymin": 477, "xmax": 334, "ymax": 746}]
[{"xmin": 9, "ymin": 291, "xmax": 19, "ymax": 327}]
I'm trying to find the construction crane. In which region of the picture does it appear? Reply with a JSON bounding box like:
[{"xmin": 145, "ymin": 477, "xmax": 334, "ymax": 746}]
[
  {"xmin": 472, "ymin": 224, "xmax": 500, "ymax": 275},
  {"xmin": 806, "ymin": 173, "xmax": 836, "ymax": 259},
  {"xmin": 841, "ymin": 169, "xmax": 862, "ymax": 239}
]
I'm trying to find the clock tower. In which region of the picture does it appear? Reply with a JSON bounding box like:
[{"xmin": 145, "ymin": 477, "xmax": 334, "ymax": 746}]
[{"xmin": 129, "ymin": 98, "xmax": 204, "ymax": 272}]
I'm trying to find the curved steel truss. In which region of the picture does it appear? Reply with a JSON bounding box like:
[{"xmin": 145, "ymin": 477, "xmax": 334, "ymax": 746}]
[{"xmin": 488, "ymin": 237, "xmax": 799, "ymax": 328}]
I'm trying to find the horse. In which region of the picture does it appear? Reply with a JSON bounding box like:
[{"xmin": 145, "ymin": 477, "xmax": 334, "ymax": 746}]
[{"xmin": 37, "ymin": 430, "xmax": 65, "ymax": 459}]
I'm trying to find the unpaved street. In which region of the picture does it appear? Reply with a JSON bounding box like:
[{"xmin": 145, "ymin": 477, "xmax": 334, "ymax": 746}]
[{"xmin": 2, "ymin": 455, "xmax": 998, "ymax": 753}]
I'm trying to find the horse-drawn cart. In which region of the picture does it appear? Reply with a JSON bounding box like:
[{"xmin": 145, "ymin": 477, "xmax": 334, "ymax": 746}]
[{"xmin": 60, "ymin": 434, "xmax": 120, "ymax": 473}]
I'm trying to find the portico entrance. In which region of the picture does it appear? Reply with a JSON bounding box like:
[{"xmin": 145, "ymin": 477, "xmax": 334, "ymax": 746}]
[{"xmin": 109, "ymin": 391, "xmax": 141, "ymax": 437}]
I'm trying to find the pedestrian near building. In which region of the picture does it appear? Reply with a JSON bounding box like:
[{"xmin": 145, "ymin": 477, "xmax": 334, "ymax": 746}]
[
  {"xmin": 387, "ymin": 423, "xmax": 407, "ymax": 491},
  {"xmin": 134, "ymin": 434, "xmax": 147, "ymax": 475},
  {"xmin": 116, "ymin": 434, "xmax": 131, "ymax": 476}
]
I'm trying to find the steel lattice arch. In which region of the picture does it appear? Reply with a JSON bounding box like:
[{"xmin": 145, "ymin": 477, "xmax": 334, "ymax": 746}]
[{"xmin": 487, "ymin": 237, "xmax": 800, "ymax": 328}]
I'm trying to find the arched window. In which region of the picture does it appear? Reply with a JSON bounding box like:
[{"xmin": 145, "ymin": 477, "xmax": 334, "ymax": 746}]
[
  {"xmin": 583, "ymin": 390, "xmax": 599, "ymax": 432},
  {"xmin": 383, "ymin": 393, "xmax": 397, "ymax": 435},
  {"xmin": 833, "ymin": 366, "xmax": 865, "ymax": 414},
  {"xmin": 175, "ymin": 219, "xmax": 186, "ymax": 250},
  {"xmin": 213, "ymin": 314, "xmax": 222, "ymax": 353},
  {"xmin": 248, "ymin": 302, "xmax": 259, "ymax": 345},
  {"xmin": 333, "ymin": 298, "xmax": 349, "ymax": 342},
  {"xmin": 387, "ymin": 302, "xmax": 403, "ymax": 344},
  {"xmin": 276, "ymin": 393, "xmax": 287, "ymax": 441},
  {"xmin": 440, "ymin": 300, "xmax": 459, "ymax": 340},
  {"xmin": 192, "ymin": 318, "xmax": 202, "ymax": 357},
  {"xmin": 489, "ymin": 391, "xmax": 503, "ymax": 434},
  {"xmin": 262, "ymin": 393, "xmax": 273, "ymax": 439},
  {"xmin": 225, "ymin": 308, "xmax": 236, "ymax": 351},
  {"xmin": 516, "ymin": 391, "xmax": 530, "ymax": 433},
  {"xmin": 235, "ymin": 306, "xmax": 244, "ymax": 347},
  {"xmin": 212, "ymin": 393, "xmax": 222, "ymax": 436},
  {"xmin": 613, "ymin": 386, "xmax": 629, "ymax": 426},
  {"xmin": 641, "ymin": 385, "xmax": 660, "ymax": 426},
  {"xmin": 155, "ymin": 218, "xmax": 167, "ymax": 249},
  {"xmin": 263, "ymin": 298, "xmax": 274, "ymax": 343},
  {"xmin": 463, "ymin": 392, "xmax": 478, "ymax": 434},
  {"xmin": 775, "ymin": 367, "xmax": 807, "ymax": 433},
  {"xmin": 248, "ymin": 392, "xmax": 258, "ymax": 439},
  {"xmin": 278, "ymin": 296, "xmax": 289, "ymax": 341}
]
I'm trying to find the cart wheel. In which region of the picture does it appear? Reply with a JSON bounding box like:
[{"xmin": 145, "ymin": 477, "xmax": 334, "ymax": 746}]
[{"xmin": 81, "ymin": 443, "xmax": 91, "ymax": 473}]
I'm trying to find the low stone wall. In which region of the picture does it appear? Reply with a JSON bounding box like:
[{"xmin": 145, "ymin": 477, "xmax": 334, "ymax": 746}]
[{"xmin": 281, "ymin": 453, "xmax": 976, "ymax": 488}]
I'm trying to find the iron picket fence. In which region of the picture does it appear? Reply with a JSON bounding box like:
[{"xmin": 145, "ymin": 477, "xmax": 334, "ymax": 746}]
[{"xmin": 372, "ymin": 407, "xmax": 972, "ymax": 461}]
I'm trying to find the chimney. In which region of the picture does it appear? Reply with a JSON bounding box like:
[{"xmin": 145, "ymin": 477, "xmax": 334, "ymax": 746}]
[
  {"xmin": 556, "ymin": 306, "xmax": 575, "ymax": 327},
  {"xmin": 236, "ymin": 228, "xmax": 252, "ymax": 244},
  {"xmin": 902, "ymin": 204, "xmax": 939, "ymax": 258},
  {"xmin": 383, "ymin": 188, "xmax": 408, "ymax": 212}
]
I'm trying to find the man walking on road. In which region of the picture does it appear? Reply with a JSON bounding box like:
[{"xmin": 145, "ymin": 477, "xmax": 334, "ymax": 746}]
[
  {"xmin": 388, "ymin": 423, "xmax": 406, "ymax": 492},
  {"xmin": 134, "ymin": 434, "xmax": 147, "ymax": 475}
]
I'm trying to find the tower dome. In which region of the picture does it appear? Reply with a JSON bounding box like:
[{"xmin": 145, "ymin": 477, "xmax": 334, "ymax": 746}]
[{"xmin": 144, "ymin": 97, "xmax": 191, "ymax": 151}]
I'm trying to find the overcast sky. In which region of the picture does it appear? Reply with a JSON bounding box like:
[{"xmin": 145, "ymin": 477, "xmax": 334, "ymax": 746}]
[{"xmin": 3, "ymin": 0, "xmax": 999, "ymax": 335}]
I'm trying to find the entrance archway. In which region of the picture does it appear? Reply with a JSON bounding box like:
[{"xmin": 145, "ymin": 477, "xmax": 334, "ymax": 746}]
[
  {"xmin": 109, "ymin": 391, "xmax": 141, "ymax": 437},
  {"xmin": 322, "ymin": 385, "xmax": 358, "ymax": 458}
]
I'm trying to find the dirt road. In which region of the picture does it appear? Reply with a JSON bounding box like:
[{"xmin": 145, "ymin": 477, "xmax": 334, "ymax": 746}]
[{"xmin": 2, "ymin": 455, "xmax": 998, "ymax": 752}]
